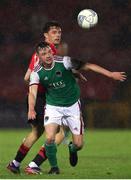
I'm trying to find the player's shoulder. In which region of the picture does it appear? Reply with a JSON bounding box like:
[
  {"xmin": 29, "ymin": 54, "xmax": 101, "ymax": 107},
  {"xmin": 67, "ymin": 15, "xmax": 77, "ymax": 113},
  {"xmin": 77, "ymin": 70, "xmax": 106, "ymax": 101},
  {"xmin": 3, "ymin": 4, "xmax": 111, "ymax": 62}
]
[
  {"xmin": 33, "ymin": 64, "xmax": 42, "ymax": 73},
  {"xmin": 54, "ymin": 55, "xmax": 71, "ymax": 63},
  {"xmin": 31, "ymin": 52, "xmax": 37, "ymax": 60},
  {"xmin": 54, "ymin": 55, "xmax": 64, "ymax": 63}
]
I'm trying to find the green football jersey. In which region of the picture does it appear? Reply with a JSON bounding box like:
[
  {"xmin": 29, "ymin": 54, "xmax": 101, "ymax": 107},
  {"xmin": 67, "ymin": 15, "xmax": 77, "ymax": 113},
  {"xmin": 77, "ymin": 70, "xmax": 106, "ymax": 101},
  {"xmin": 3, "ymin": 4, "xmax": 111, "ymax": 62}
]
[{"xmin": 30, "ymin": 56, "xmax": 80, "ymax": 106}]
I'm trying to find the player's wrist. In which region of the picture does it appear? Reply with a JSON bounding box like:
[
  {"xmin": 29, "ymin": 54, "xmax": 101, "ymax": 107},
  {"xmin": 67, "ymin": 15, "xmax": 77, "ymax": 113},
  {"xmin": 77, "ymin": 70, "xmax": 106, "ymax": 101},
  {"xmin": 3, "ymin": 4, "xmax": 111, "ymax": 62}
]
[
  {"xmin": 29, "ymin": 108, "xmax": 35, "ymax": 113},
  {"xmin": 107, "ymin": 72, "xmax": 113, "ymax": 79}
]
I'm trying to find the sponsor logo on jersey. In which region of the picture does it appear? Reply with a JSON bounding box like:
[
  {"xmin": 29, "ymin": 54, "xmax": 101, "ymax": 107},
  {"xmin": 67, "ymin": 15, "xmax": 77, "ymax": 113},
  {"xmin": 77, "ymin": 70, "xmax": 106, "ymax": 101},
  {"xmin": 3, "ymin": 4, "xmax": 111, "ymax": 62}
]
[{"xmin": 49, "ymin": 80, "xmax": 66, "ymax": 89}]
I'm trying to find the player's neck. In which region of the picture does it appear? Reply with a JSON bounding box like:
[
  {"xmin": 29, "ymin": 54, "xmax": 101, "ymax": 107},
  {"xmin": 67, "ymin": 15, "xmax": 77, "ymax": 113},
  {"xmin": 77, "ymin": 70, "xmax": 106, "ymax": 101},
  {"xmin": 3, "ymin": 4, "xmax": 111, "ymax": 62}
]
[
  {"xmin": 43, "ymin": 61, "xmax": 55, "ymax": 70},
  {"xmin": 45, "ymin": 40, "xmax": 57, "ymax": 48}
]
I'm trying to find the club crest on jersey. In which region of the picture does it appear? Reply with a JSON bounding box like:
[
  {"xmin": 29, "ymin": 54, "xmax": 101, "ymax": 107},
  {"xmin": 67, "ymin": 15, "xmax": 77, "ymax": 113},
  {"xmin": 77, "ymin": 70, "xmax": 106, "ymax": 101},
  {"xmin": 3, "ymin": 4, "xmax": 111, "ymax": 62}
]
[{"xmin": 55, "ymin": 71, "xmax": 62, "ymax": 77}]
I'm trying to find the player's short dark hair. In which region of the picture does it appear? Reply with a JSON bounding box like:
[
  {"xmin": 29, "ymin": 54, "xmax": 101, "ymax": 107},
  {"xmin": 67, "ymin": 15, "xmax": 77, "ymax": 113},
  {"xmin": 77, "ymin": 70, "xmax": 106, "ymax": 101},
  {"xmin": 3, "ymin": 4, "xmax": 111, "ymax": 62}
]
[
  {"xmin": 42, "ymin": 21, "xmax": 62, "ymax": 33},
  {"xmin": 35, "ymin": 41, "xmax": 50, "ymax": 54}
]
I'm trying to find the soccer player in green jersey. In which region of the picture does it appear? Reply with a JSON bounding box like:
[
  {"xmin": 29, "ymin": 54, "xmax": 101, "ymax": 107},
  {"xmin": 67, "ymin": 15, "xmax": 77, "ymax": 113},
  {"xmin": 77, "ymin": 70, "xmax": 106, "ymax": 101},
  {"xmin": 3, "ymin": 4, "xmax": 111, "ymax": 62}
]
[
  {"xmin": 28, "ymin": 42, "xmax": 126, "ymax": 174},
  {"xmin": 7, "ymin": 21, "xmax": 86, "ymax": 175},
  {"xmin": 7, "ymin": 21, "xmax": 66, "ymax": 175}
]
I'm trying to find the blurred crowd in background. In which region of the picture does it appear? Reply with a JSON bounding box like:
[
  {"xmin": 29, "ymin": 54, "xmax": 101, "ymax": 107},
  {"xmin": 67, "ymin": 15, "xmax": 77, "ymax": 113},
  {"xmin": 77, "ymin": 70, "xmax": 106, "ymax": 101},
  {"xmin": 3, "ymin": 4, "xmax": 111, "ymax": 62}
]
[{"xmin": 0, "ymin": 0, "xmax": 131, "ymax": 128}]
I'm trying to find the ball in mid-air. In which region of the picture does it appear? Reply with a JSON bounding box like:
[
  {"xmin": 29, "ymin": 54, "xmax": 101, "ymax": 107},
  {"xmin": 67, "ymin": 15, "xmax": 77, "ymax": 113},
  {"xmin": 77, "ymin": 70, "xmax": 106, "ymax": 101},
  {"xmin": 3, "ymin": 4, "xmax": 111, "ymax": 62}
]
[{"xmin": 77, "ymin": 9, "xmax": 98, "ymax": 29}]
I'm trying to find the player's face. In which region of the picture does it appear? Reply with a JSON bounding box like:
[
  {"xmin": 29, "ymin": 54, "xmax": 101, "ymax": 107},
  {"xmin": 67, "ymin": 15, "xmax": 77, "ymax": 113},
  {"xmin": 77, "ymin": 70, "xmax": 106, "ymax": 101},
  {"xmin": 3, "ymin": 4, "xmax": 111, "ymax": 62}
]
[
  {"xmin": 37, "ymin": 46, "xmax": 54, "ymax": 67},
  {"xmin": 44, "ymin": 26, "xmax": 62, "ymax": 45}
]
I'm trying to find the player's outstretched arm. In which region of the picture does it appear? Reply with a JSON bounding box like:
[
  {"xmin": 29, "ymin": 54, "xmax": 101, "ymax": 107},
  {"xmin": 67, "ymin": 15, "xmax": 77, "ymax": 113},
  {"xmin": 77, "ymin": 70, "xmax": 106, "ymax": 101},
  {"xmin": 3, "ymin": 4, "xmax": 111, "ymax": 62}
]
[
  {"xmin": 72, "ymin": 69, "xmax": 87, "ymax": 82},
  {"xmin": 81, "ymin": 63, "xmax": 127, "ymax": 81},
  {"xmin": 28, "ymin": 85, "xmax": 38, "ymax": 120}
]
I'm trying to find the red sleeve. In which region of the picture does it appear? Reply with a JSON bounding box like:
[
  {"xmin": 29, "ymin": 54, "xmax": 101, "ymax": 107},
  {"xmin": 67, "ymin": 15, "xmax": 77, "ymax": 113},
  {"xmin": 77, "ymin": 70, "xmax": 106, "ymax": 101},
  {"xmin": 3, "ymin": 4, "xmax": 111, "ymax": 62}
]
[{"xmin": 28, "ymin": 53, "xmax": 36, "ymax": 71}]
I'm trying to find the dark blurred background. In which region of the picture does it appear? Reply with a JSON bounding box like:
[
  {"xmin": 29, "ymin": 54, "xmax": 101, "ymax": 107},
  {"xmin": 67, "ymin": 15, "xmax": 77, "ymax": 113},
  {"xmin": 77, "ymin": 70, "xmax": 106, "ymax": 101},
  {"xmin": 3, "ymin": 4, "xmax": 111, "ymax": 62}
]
[{"xmin": 0, "ymin": 0, "xmax": 131, "ymax": 128}]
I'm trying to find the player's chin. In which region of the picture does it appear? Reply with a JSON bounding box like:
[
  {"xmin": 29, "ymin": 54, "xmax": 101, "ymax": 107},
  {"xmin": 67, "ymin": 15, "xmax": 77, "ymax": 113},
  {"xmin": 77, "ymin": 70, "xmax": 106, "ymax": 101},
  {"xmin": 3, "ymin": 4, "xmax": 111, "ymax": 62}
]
[
  {"xmin": 54, "ymin": 40, "xmax": 60, "ymax": 45},
  {"xmin": 46, "ymin": 60, "xmax": 53, "ymax": 65}
]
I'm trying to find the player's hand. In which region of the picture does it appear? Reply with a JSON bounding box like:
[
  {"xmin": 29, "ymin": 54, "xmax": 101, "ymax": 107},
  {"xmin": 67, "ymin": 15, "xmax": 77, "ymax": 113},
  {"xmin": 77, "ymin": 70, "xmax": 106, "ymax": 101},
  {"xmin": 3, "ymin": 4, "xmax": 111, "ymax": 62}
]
[
  {"xmin": 111, "ymin": 72, "xmax": 127, "ymax": 81},
  {"xmin": 28, "ymin": 110, "xmax": 36, "ymax": 120}
]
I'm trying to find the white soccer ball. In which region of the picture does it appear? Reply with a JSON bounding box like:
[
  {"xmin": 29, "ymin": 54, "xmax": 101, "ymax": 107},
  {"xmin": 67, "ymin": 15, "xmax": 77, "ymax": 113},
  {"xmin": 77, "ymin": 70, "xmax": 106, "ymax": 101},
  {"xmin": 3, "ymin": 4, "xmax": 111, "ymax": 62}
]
[{"xmin": 77, "ymin": 9, "xmax": 98, "ymax": 29}]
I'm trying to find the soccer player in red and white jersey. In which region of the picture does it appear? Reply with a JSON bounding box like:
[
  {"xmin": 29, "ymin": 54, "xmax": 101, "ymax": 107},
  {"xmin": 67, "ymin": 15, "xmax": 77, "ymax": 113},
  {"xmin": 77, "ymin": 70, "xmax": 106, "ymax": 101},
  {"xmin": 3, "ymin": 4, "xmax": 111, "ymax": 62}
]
[{"xmin": 7, "ymin": 21, "xmax": 72, "ymax": 175}]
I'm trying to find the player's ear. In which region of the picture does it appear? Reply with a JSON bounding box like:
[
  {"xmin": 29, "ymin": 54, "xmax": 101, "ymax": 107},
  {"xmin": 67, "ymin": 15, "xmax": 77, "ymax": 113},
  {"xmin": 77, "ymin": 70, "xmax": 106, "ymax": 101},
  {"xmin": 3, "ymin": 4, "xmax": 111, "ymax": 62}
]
[{"xmin": 44, "ymin": 33, "xmax": 48, "ymax": 39}]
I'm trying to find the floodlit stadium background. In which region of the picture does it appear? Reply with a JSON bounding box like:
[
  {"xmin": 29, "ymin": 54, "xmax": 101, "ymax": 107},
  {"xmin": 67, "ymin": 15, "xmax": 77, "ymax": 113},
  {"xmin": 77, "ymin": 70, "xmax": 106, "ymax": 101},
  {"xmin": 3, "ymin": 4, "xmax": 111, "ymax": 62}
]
[{"xmin": 0, "ymin": 0, "xmax": 131, "ymax": 128}]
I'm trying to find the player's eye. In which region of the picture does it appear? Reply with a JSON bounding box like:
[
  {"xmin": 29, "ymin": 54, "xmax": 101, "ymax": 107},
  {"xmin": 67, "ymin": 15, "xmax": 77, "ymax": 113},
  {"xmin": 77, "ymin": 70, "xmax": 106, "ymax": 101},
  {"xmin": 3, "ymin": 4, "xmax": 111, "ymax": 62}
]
[{"xmin": 51, "ymin": 31, "xmax": 57, "ymax": 34}]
